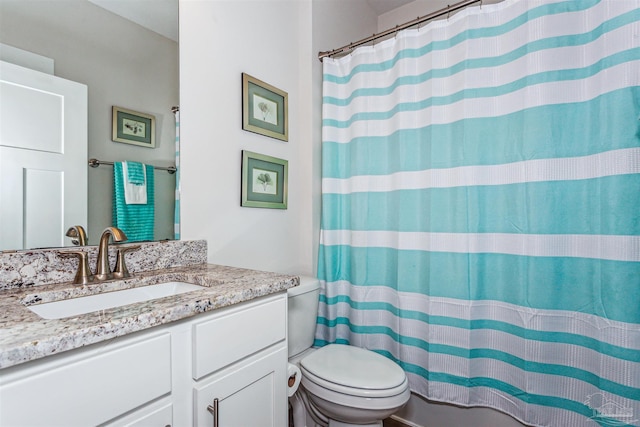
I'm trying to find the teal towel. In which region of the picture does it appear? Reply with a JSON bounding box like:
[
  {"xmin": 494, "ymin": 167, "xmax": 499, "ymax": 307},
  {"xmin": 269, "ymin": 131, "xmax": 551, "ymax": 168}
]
[
  {"xmin": 113, "ymin": 162, "xmax": 154, "ymax": 242},
  {"xmin": 126, "ymin": 161, "xmax": 145, "ymax": 185}
]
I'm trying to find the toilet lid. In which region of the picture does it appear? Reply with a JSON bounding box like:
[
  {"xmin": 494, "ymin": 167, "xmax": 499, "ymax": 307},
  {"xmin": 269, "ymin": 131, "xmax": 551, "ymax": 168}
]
[{"xmin": 300, "ymin": 344, "xmax": 406, "ymax": 390}]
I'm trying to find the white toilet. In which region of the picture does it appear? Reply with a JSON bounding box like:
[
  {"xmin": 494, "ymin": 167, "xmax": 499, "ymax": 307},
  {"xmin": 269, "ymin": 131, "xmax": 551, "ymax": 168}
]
[{"xmin": 288, "ymin": 277, "xmax": 411, "ymax": 427}]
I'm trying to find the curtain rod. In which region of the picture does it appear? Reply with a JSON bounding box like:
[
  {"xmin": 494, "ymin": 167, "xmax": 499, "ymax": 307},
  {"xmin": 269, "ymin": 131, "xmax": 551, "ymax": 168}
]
[
  {"xmin": 88, "ymin": 158, "xmax": 177, "ymax": 174},
  {"xmin": 318, "ymin": 0, "xmax": 481, "ymax": 61}
]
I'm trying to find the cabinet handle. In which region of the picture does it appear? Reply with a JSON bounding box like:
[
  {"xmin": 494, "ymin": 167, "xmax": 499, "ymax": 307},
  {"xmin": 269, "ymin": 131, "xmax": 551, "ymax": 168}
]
[{"xmin": 207, "ymin": 398, "xmax": 219, "ymax": 427}]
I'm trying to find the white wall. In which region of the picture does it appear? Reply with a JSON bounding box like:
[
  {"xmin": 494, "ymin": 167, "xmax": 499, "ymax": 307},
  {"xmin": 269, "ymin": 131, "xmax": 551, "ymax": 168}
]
[
  {"xmin": 179, "ymin": 0, "xmax": 378, "ymax": 275},
  {"xmin": 180, "ymin": 0, "xmax": 311, "ymax": 274},
  {"xmin": 0, "ymin": 0, "xmax": 178, "ymax": 245}
]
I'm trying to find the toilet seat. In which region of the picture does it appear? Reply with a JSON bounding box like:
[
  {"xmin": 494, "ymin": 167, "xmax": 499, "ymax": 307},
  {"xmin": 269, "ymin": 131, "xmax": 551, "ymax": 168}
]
[
  {"xmin": 300, "ymin": 344, "xmax": 409, "ymax": 399},
  {"xmin": 301, "ymin": 366, "xmax": 410, "ymax": 400}
]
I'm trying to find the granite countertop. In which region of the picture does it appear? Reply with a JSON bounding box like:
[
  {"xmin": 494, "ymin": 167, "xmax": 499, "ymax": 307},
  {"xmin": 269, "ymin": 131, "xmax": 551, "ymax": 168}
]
[{"xmin": 0, "ymin": 264, "xmax": 299, "ymax": 369}]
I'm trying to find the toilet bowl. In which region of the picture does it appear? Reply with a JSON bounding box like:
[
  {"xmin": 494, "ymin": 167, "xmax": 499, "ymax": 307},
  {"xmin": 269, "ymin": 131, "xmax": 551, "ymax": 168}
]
[
  {"xmin": 300, "ymin": 344, "xmax": 411, "ymax": 426},
  {"xmin": 288, "ymin": 277, "xmax": 410, "ymax": 427}
]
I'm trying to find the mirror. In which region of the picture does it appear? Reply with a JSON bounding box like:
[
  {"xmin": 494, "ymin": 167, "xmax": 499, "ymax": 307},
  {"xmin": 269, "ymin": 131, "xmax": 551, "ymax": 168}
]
[{"xmin": 0, "ymin": 0, "xmax": 179, "ymax": 250}]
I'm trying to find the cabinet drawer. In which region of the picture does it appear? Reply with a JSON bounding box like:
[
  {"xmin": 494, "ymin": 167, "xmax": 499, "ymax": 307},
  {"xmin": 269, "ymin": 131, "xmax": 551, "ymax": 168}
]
[
  {"xmin": 0, "ymin": 332, "xmax": 172, "ymax": 427},
  {"xmin": 192, "ymin": 294, "xmax": 286, "ymax": 380}
]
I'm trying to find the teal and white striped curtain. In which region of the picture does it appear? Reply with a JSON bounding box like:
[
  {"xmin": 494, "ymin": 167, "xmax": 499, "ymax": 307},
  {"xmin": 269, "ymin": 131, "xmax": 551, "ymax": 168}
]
[
  {"xmin": 173, "ymin": 107, "xmax": 180, "ymax": 240},
  {"xmin": 317, "ymin": 1, "xmax": 640, "ymax": 426}
]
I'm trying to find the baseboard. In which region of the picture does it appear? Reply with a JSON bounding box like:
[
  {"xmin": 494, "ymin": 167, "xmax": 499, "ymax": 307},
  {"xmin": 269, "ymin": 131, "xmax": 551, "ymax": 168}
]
[{"xmin": 385, "ymin": 414, "xmax": 424, "ymax": 427}]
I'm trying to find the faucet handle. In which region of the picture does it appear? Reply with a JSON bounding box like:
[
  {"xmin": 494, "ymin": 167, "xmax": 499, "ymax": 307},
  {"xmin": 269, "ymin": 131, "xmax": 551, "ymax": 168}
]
[
  {"xmin": 113, "ymin": 245, "xmax": 141, "ymax": 279},
  {"xmin": 58, "ymin": 250, "xmax": 94, "ymax": 285}
]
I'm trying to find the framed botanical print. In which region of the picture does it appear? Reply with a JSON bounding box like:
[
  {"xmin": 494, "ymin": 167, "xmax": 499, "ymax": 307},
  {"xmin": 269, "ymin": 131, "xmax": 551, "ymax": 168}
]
[
  {"xmin": 112, "ymin": 106, "xmax": 156, "ymax": 148},
  {"xmin": 242, "ymin": 73, "xmax": 288, "ymax": 141},
  {"xmin": 241, "ymin": 150, "xmax": 288, "ymax": 209}
]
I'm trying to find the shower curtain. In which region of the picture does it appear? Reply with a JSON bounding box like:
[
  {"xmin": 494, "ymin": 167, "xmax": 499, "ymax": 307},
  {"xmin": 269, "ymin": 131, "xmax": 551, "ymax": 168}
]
[
  {"xmin": 173, "ymin": 108, "xmax": 181, "ymax": 240},
  {"xmin": 317, "ymin": 1, "xmax": 640, "ymax": 426}
]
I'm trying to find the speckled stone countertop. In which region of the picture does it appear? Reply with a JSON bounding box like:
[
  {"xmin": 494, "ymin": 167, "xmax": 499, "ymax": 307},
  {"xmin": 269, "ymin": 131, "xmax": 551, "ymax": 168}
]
[{"xmin": 0, "ymin": 264, "xmax": 299, "ymax": 369}]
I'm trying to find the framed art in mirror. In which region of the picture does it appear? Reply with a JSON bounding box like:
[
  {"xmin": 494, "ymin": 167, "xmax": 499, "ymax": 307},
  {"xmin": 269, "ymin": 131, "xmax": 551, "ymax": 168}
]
[
  {"xmin": 242, "ymin": 73, "xmax": 288, "ymax": 141},
  {"xmin": 241, "ymin": 151, "xmax": 288, "ymax": 209},
  {"xmin": 112, "ymin": 106, "xmax": 156, "ymax": 148}
]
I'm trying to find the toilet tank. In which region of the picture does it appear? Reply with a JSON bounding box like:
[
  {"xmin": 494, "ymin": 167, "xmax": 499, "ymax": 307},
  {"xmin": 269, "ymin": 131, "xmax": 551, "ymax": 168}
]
[{"xmin": 287, "ymin": 276, "xmax": 320, "ymax": 358}]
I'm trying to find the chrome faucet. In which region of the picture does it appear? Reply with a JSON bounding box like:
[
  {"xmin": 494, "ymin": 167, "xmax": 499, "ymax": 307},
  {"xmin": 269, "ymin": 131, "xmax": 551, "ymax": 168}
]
[
  {"xmin": 95, "ymin": 227, "xmax": 128, "ymax": 281},
  {"xmin": 65, "ymin": 225, "xmax": 88, "ymax": 246}
]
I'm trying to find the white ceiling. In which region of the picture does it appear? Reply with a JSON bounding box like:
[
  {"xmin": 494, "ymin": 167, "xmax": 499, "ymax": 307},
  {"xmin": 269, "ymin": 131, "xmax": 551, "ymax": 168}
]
[
  {"xmin": 366, "ymin": 0, "xmax": 415, "ymax": 15},
  {"xmin": 87, "ymin": 0, "xmax": 415, "ymax": 43},
  {"xmin": 88, "ymin": 0, "xmax": 178, "ymax": 42}
]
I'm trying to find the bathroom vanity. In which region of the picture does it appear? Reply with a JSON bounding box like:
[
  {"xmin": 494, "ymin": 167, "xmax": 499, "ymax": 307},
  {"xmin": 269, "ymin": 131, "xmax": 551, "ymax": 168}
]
[{"xmin": 0, "ymin": 240, "xmax": 297, "ymax": 426}]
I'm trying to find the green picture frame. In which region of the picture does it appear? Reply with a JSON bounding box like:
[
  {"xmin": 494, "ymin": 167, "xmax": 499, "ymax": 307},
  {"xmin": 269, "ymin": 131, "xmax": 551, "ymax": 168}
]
[
  {"xmin": 242, "ymin": 73, "xmax": 288, "ymax": 141},
  {"xmin": 112, "ymin": 106, "xmax": 156, "ymax": 148},
  {"xmin": 241, "ymin": 150, "xmax": 288, "ymax": 209}
]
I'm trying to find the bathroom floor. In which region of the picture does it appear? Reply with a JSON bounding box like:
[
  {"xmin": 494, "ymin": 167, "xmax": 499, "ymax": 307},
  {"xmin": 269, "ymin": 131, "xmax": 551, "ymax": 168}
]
[
  {"xmin": 288, "ymin": 404, "xmax": 409, "ymax": 427},
  {"xmin": 384, "ymin": 417, "xmax": 411, "ymax": 427}
]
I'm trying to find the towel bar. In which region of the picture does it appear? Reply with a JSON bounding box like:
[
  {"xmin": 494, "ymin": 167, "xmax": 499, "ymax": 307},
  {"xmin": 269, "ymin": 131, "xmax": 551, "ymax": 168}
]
[{"xmin": 88, "ymin": 158, "xmax": 176, "ymax": 174}]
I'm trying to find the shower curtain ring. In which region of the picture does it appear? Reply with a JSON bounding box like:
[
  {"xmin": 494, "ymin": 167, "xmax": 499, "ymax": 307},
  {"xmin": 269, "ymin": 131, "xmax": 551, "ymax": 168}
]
[{"xmin": 447, "ymin": 6, "xmax": 451, "ymax": 20}]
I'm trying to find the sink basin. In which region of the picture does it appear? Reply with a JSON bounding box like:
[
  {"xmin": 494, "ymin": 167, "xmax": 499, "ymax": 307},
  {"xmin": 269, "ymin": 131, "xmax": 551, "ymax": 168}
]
[{"xmin": 27, "ymin": 282, "xmax": 204, "ymax": 319}]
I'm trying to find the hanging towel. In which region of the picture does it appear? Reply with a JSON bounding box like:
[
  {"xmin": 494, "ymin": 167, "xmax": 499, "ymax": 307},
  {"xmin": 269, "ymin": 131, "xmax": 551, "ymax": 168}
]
[
  {"xmin": 126, "ymin": 161, "xmax": 145, "ymax": 185},
  {"xmin": 113, "ymin": 162, "xmax": 154, "ymax": 242},
  {"xmin": 122, "ymin": 161, "xmax": 147, "ymax": 204}
]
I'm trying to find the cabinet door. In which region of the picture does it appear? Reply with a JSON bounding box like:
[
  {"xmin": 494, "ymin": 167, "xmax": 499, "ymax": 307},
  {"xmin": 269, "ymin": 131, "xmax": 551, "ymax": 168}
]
[{"xmin": 193, "ymin": 346, "xmax": 287, "ymax": 427}]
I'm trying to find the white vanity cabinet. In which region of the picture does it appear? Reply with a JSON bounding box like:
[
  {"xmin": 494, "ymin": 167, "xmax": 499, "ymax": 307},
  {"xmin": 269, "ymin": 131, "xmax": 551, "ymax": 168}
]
[
  {"xmin": 192, "ymin": 295, "xmax": 288, "ymax": 427},
  {"xmin": 0, "ymin": 292, "xmax": 288, "ymax": 427}
]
